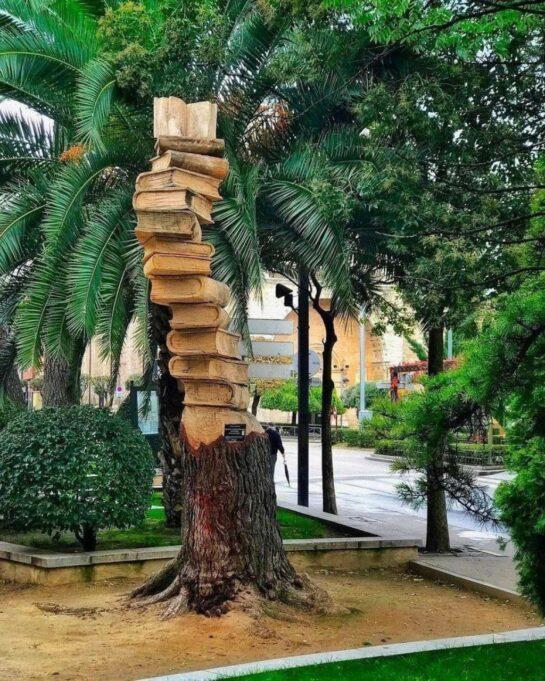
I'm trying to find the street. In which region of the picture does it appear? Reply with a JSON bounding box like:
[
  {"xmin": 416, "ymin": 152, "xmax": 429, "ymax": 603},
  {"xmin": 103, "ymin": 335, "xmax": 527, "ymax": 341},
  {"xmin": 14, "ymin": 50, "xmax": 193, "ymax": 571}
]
[{"xmin": 275, "ymin": 440, "xmax": 512, "ymax": 555}]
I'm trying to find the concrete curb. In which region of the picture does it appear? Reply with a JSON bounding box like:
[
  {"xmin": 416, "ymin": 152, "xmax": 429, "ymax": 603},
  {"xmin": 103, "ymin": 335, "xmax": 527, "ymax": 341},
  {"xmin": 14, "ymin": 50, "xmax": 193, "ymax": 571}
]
[
  {"xmin": 409, "ymin": 560, "xmax": 525, "ymax": 605},
  {"xmin": 139, "ymin": 626, "xmax": 545, "ymax": 680},
  {"xmin": 367, "ymin": 455, "xmax": 504, "ymax": 475}
]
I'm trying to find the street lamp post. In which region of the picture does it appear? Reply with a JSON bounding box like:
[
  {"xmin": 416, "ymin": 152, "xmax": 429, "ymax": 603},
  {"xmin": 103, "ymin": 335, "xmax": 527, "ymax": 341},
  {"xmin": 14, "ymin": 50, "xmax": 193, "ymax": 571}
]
[
  {"xmin": 297, "ymin": 269, "xmax": 310, "ymax": 507},
  {"xmin": 275, "ymin": 273, "xmax": 310, "ymax": 507}
]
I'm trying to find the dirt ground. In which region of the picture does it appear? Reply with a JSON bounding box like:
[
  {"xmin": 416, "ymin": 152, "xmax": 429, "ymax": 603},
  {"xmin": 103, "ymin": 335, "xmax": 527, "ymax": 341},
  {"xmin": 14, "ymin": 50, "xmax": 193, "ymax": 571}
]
[{"xmin": 0, "ymin": 568, "xmax": 541, "ymax": 681}]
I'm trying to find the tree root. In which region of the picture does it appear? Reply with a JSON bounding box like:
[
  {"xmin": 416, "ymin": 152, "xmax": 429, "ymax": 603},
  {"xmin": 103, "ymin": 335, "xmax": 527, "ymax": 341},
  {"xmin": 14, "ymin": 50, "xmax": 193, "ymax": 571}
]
[
  {"xmin": 128, "ymin": 564, "xmax": 337, "ymax": 618},
  {"xmin": 129, "ymin": 560, "xmax": 179, "ymax": 601}
]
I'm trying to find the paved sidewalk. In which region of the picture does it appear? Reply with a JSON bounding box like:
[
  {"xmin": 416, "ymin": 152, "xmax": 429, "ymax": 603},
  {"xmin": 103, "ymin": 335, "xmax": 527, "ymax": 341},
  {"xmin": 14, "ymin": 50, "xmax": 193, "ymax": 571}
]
[
  {"xmin": 275, "ymin": 442, "xmax": 521, "ymax": 596},
  {"xmin": 414, "ymin": 550, "xmax": 519, "ymax": 593}
]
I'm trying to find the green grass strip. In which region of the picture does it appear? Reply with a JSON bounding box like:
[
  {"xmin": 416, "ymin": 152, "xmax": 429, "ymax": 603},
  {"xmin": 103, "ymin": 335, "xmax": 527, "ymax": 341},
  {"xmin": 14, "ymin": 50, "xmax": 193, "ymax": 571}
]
[{"xmin": 232, "ymin": 640, "xmax": 545, "ymax": 680}]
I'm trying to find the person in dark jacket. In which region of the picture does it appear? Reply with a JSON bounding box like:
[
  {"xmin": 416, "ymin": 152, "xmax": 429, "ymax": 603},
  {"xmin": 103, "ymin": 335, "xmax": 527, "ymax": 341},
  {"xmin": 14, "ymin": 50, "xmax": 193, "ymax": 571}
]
[{"xmin": 264, "ymin": 425, "xmax": 285, "ymax": 480}]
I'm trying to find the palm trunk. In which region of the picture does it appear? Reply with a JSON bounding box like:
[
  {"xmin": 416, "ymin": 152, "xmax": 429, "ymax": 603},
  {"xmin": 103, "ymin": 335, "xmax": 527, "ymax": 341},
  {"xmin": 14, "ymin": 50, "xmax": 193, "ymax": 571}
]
[
  {"xmin": 426, "ymin": 325, "xmax": 450, "ymax": 552},
  {"xmin": 318, "ymin": 309, "xmax": 338, "ymax": 515},
  {"xmin": 0, "ymin": 326, "xmax": 24, "ymax": 405},
  {"xmin": 42, "ymin": 348, "xmax": 83, "ymax": 407},
  {"xmin": 152, "ymin": 304, "xmax": 183, "ymax": 529}
]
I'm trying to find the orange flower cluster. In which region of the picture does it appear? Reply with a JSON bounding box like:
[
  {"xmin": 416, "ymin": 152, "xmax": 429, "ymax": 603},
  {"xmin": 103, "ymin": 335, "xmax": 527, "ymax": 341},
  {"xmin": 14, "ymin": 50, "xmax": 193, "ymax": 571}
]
[{"xmin": 59, "ymin": 144, "xmax": 86, "ymax": 163}]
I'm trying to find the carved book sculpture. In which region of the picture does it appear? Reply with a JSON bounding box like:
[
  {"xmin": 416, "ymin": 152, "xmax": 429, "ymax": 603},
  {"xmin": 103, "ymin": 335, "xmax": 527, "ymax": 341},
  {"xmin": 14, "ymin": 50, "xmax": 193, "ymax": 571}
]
[{"xmin": 135, "ymin": 97, "xmax": 264, "ymax": 450}]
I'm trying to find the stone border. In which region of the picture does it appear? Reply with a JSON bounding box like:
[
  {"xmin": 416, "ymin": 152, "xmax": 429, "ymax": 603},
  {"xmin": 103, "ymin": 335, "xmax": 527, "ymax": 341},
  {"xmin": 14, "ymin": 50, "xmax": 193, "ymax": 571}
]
[
  {"xmin": 410, "ymin": 559, "xmax": 525, "ymax": 605},
  {"xmin": 139, "ymin": 626, "xmax": 545, "ymax": 680},
  {"xmin": 0, "ymin": 502, "xmax": 421, "ymax": 571},
  {"xmin": 0, "ymin": 536, "xmax": 421, "ymax": 570}
]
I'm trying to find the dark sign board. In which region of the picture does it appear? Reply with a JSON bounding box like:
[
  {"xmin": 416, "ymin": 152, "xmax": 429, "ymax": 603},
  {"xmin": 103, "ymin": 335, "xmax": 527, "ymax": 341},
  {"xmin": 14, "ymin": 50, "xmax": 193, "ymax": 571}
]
[{"xmin": 224, "ymin": 423, "xmax": 246, "ymax": 442}]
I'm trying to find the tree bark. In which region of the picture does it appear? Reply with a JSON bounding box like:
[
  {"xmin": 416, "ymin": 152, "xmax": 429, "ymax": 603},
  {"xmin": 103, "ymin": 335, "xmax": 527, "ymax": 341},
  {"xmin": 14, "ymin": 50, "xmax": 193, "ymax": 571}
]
[
  {"xmin": 152, "ymin": 303, "xmax": 184, "ymax": 529},
  {"xmin": 425, "ymin": 325, "xmax": 450, "ymax": 552},
  {"xmin": 131, "ymin": 431, "xmax": 326, "ymax": 616},
  {"xmin": 317, "ymin": 308, "xmax": 338, "ymax": 515},
  {"xmin": 76, "ymin": 524, "xmax": 97, "ymax": 552},
  {"xmin": 0, "ymin": 326, "xmax": 24, "ymax": 405},
  {"xmin": 42, "ymin": 349, "xmax": 83, "ymax": 406}
]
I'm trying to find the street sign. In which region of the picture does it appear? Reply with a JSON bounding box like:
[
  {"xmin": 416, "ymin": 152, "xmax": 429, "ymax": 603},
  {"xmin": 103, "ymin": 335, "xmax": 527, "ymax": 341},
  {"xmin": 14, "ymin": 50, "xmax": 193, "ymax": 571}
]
[
  {"xmin": 293, "ymin": 350, "xmax": 321, "ymax": 378},
  {"xmin": 248, "ymin": 318, "xmax": 293, "ymax": 335},
  {"xmin": 248, "ymin": 363, "xmax": 293, "ymax": 380},
  {"xmin": 245, "ymin": 340, "xmax": 293, "ymax": 357}
]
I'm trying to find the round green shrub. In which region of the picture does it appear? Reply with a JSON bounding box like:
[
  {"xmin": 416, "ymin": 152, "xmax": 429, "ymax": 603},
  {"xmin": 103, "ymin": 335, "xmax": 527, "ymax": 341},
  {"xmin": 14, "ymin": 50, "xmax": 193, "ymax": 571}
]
[{"xmin": 0, "ymin": 406, "xmax": 154, "ymax": 551}]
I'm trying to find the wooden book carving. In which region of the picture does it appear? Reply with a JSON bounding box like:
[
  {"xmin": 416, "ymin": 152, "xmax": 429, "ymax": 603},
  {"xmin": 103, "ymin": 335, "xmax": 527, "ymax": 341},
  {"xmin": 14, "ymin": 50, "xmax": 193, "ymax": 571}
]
[{"xmin": 136, "ymin": 97, "xmax": 263, "ymax": 447}]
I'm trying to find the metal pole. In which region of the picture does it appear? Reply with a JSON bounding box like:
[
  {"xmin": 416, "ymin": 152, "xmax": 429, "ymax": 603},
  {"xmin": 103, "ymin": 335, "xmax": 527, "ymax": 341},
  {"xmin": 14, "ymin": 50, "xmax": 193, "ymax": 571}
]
[
  {"xmin": 447, "ymin": 328, "xmax": 453, "ymax": 360},
  {"xmin": 359, "ymin": 305, "xmax": 366, "ymax": 420},
  {"xmin": 297, "ymin": 268, "xmax": 309, "ymax": 507}
]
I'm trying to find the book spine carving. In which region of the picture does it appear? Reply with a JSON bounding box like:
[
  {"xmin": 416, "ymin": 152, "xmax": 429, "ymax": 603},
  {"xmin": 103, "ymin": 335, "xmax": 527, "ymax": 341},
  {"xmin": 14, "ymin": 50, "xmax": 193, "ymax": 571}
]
[{"xmin": 135, "ymin": 97, "xmax": 263, "ymax": 449}]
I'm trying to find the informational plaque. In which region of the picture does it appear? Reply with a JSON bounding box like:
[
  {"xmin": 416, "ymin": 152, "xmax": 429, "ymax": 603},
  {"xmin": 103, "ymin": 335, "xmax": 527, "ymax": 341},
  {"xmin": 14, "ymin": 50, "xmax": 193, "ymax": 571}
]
[{"xmin": 224, "ymin": 424, "xmax": 246, "ymax": 442}]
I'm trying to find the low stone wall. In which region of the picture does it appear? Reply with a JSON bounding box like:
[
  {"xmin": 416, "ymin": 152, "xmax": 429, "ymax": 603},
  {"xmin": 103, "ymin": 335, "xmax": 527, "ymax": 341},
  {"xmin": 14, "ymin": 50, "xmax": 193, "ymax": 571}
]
[
  {"xmin": 0, "ymin": 537, "xmax": 419, "ymax": 586},
  {"xmin": 0, "ymin": 501, "xmax": 421, "ymax": 587}
]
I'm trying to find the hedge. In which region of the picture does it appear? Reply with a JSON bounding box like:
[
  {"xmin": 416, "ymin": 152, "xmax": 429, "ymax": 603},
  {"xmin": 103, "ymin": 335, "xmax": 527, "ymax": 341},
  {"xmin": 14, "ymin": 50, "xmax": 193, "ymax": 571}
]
[{"xmin": 373, "ymin": 439, "xmax": 508, "ymax": 465}]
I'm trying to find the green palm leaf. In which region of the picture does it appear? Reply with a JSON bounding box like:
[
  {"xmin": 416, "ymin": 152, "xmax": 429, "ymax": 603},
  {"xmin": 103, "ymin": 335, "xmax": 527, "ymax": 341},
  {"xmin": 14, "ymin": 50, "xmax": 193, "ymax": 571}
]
[
  {"xmin": 66, "ymin": 188, "xmax": 133, "ymax": 336},
  {"xmin": 75, "ymin": 57, "xmax": 116, "ymax": 150}
]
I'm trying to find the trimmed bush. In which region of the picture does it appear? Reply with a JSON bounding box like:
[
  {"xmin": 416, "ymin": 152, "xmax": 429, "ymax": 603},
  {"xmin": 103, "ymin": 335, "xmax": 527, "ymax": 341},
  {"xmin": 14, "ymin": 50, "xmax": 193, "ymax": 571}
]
[
  {"xmin": 451, "ymin": 442, "xmax": 508, "ymax": 465},
  {"xmin": 342, "ymin": 429, "xmax": 376, "ymax": 447},
  {"xmin": 375, "ymin": 439, "xmax": 408, "ymax": 457},
  {"xmin": 0, "ymin": 406, "xmax": 154, "ymax": 551}
]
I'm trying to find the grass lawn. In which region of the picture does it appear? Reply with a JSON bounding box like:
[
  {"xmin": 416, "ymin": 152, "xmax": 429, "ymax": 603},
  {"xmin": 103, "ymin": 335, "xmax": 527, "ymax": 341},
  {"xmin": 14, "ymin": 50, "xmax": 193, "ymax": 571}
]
[
  {"xmin": 233, "ymin": 640, "xmax": 545, "ymax": 680},
  {"xmin": 0, "ymin": 492, "xmax": 349, "ymax": 551}
]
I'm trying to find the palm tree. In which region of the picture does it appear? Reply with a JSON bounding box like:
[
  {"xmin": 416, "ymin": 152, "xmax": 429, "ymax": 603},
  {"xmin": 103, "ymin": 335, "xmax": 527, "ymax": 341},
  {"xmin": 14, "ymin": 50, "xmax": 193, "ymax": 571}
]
[{"xmin": 0, "ymin": 0, "xmax": 293, "ymax": 525}]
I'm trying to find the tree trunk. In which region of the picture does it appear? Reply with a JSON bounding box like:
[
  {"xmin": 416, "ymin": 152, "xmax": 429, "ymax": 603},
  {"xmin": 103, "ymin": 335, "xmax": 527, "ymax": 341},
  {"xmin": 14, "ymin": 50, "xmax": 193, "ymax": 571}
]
[
  {"xmin": 152, "ymin": 304, "xmax": 183, "ymax": 529},
  {"xmin": 131, "ymin": 432, "xmax": 327, "ymax": 617},
  {"xmin": 320, "ymin": 310, "xmax": 338, "ymax": 515},
  {"xmin": 42, "ymin": 350, "xmax": 83, "ymax": 406},
  {"xmin": 0, "ymin": 326, "xmax": 24, "ymax": 405},
  {"xmin": 291, "ymin": 411, "xmax": 297, "ymax": 426},
  {"xmin": 76, "ymin": 524, "xmax": 97, "ymax": 552},
  {"xmin": 425, "ymin": 325, "xmax": 450, "ymax": 552}
]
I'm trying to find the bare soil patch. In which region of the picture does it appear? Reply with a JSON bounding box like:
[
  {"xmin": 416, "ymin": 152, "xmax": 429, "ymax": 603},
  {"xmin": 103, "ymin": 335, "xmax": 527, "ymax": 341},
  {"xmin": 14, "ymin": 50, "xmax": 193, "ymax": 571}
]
[{"xmin": 0, "ymin": 568, "xmax": 540, "ymax": 681}]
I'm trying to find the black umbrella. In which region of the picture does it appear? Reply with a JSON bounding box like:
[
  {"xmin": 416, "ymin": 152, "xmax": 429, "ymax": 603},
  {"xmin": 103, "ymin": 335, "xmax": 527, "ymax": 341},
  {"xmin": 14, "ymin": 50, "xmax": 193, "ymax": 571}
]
[{"xmin": 282, "ymin": 453, "xmax": 291, "ymax": 486}]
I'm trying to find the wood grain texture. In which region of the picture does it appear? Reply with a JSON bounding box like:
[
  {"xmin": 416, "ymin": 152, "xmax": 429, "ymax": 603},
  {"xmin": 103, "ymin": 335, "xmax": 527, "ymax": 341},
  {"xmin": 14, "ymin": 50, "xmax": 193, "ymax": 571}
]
[
  {"xmin": 150, "ymin": 276, "xmax": 230, "ymax": 306},
  {"xmin": 168, "ymin": 303, "xmax": 230, "ymax": 330},
  {"xmin": 151, "ymin": 150, "xmax": 229, "ymax": 180},
  {"xmin": 169, "ymin": 355, "xmax": 248, "ymax": 384},
  {"xmin": 144, "ymin": 252, "xmax": 212, "ymax": 278},
  {"xmin": 135, "ymin": 210, "xmax": 201, "ymax": 244},
  {"xmin": 167, "ymin": 328, "xmax": 240, "ymax": 358},
  {"xmin": 136, "ymin": 167, "xmax": 222, "ymax": 201},
  {"xmin": 133, "ymin": 188, "xmax": 213, "ymax": 224}
]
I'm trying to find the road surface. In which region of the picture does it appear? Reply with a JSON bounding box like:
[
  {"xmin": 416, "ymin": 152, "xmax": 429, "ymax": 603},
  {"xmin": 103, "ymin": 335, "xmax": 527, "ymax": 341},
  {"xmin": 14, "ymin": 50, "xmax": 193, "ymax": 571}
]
[{"xmin": 275, "ymin": 441, "xmax": 512, "ymax": 556}]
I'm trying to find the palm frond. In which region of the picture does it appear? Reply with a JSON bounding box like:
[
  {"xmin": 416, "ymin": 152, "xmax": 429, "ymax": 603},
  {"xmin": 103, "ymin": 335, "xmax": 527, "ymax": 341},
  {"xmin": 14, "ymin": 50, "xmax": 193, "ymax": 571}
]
[
  {"xmin": 0, "ymin": 176, "xmax": 46, "ymax": 273},
  {"xmin": 75, "ymin": 57, "xmax": 116, "ymax": 151},
  {"xmin": 66, "ymin": 188, "xmax": 133, "ymax": 336}
]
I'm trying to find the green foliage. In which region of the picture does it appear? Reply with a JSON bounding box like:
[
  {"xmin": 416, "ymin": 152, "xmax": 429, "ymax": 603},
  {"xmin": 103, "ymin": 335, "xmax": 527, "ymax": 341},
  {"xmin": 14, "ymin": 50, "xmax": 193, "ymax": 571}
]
[
  {"xmin": 496, "ymin": 439, "xmax": 545, "ymax": 612},
  {"xmin": 0, "ymin": 406, "xmax": 154, "ymax": 550},
  {"xmin": 260, "ymin": 379, "xmax": 345, "ymax": 415},
  {"xmin": 0, "ymin": 399, "xmax": 23, "ymax": 431},
  {"xmin": 341, "ymin": 382, "xmax": 388, "ymax": 409}
]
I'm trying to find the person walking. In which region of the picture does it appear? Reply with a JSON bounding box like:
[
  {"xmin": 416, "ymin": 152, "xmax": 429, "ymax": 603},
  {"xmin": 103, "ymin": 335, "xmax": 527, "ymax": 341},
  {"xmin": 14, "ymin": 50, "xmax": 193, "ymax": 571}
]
[{"xmin": 264, "ymin": 425, "xmax": 285, "ymax": 481}]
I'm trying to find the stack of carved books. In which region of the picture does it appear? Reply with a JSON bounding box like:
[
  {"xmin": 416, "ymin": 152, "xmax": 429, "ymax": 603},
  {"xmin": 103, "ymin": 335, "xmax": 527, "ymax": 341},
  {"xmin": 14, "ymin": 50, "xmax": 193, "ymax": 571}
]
[{"xmin": 134, "ymin": 97, "xmax": 262, "ymax": 448}]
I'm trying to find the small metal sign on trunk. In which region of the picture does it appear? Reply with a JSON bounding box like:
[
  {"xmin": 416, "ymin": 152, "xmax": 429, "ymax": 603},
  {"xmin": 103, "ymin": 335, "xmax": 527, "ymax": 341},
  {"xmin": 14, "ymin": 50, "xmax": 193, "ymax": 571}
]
[{"xmin": 224, "ymin": 423, "xmax": 246, "ymax": 441}]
